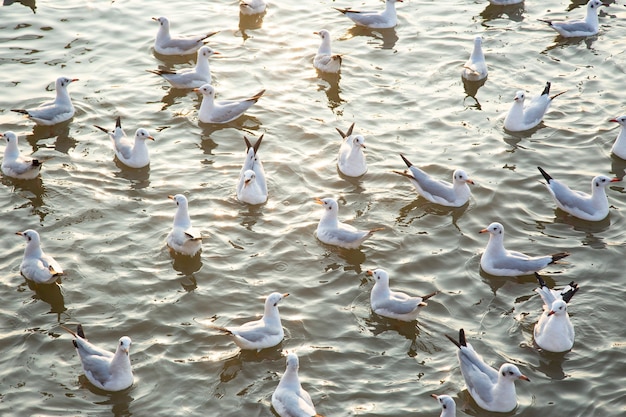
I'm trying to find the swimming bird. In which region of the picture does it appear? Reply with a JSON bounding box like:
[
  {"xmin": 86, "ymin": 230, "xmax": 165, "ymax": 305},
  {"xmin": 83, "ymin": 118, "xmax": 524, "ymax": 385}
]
[
  {"xmin": 538, "ymin": 0, "xmax": 607, "ymax": 38},
  {"xmin": 239, "ymin": 0, "xmax": 267, "ymax": 15},
  {"xmin": 462, "ymin": 36, "xmax": 487, "ymax": 82},
  {"xmin": 147, "ymin": 46, "xmax": 219, "ymax": 89},
  {"xmin": 2, "ymin": 131, "xmax": 42, "ymax": 179},
  {"xmin": 12, "ymin": 77, "xmax": 78, "ymax": 126},
  {"xmin": 210, "ymin": 292, "xmax": 289, "ymax": 351},
  {"xmin": 166, "ymin": 194, "xmax": 202, "ymax": 256},
  {"xmin": 537, "ymin": 166, "xmax": 619, "ymax": 221},
  {"xmin": 479, "ymin": 222, "xmax": 569, "ymax": 276},
  {"xmin": 62, "ymin": 324, "xmax": 133, "ymax": 392},
  {"xmin": 446, "ymin": 328, "xmax": 529, "ymax": 413},
  {"xmin": 431, "ymin": 394, "xmax": 456, "ymax": 417},
  {"xmin": 237, "ymin": 135, "xmax": 267, "ymax": 204},
  {"xmin": 94, "ymin": 117, "xmax": 154, "ymax": 169},
  {"xmin": 152, "ymin": 16, "xmax": 218, "ymax": 56},
  {"xmin": 608, "ymin": 115, "xmax": 626, "ymax": 160},
  {"xmin": 504, "ymin": 82, "xmax": 565, "ymax": 132},
  {"xmin": 367, "ymin": 269, "xmax": 437, "ymax": 322},
  {"xmin": 313, "ymin": 30, "xmax": 342, "ymax": 74},
  {"xmin": 16, "ymin": 229, "xmax": 63, "ymax": 284},
  {"xmin": 334, "ymin": 0, "xmax": 402, "ymax": 29},
  {"xmin": 393, "ymin": 154, "xmax": 473, "ymax": 207},
  {"xmin": 194, "ymin": 84, "xmax": 265, "ymax": 124},
  {"xmin": 272, "ymin": 352, "xmax": 323, "ymax": 417},
  {"xmin": 533, "ymin": 273, "xmax": 579, "ymax": 352},
  {"xmin": 314, "ymin": 197, "xmax": 382, "ymax": 249},
  {"xmin": 336, "ymin": 122, "xmax": 367, "ymax": 177}
]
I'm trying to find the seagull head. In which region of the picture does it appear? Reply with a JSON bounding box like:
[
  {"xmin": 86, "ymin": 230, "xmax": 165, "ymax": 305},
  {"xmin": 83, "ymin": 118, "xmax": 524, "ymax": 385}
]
[
  {"xmin": 352, "ymin": 135, "xmax": 366, "ymax": 150},
  {"xmin": 513, "ymin": 90, "xmax": 525, "ymax": 103},
  {"xmin": 194, "ymin": 84, "xmax": 216, "ymax": 98},
  {"xmin": 198, "ymin": 46, "xmax": 219, "ymax": 59},
  {"xmin": 499, "ymin": 363, "xmax": 530, "ymax": 382},
  {"xmin": 57, "ymin": 77, "xmax": 78, "ymax": 89},
  {"xmin": 431, "ymin": 394, "xmax": 456, "ymax": 414},
  {"xmin": 243, "ymin": 169, "xmax": 256, "ymax": 186},
  {"xmin": 479, "ymin": 222, "xmax": 504, "ymax": 236},
  {"xmin": 16, "ymin": 229, "xmax": 41, "ymax": 246},
  {"xmin": 265, "ymin": 292, "xmax": 289, "ymax": 309},
  {"xmin": 2, "ymin": 131, "xmax": 18, "ymax": 146},
  {"xmin": 548, "ymin": 299, "xmax": 568, "ymax": 316},
  {"xmin": 169, "ymin": 194, "xmax": 189, "ymax": 209},
  {"xmin": 609, "ymin": 115, "xmax": 626, "ymax": 127},
  {"xmin": 152, "ymin": 16, "xmax": 169, "ymax": 28},
  {"xmin": 314, "ymin": 197, "xmax": 338, "ymax": 213},
  {"xmin": 135, "ymin": 128, "xmax": 155, "ymax": 142},
  {"xmin": 285, "ymin": 352, "xmax": 299, "ymax": 371},
  {"xmin": 366, "ymin": 268, "xmax": 390, "ymax": 286},
  {"xmin": 118, "ymin": 336, "xmax": 132, "ymax": 355},
  {"xmin": 453, "ymin": 169, "xmax": 474, "ymax": 185},
  {"xmin": 592, "ymin": 175, "xmax": 620, "ymax": 189}
]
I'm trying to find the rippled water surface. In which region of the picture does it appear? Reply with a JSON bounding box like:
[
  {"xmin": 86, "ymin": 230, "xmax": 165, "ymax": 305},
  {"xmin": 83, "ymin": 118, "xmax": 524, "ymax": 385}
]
[{"xmin": 2, "ymin": 0, "xmax": 626, "ymax": 415}]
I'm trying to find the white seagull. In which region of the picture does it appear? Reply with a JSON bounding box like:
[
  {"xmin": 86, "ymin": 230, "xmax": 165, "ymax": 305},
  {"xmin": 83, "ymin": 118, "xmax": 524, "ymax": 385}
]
[
  {"xmin": 504, "ymin": 82, "xmax": 565, "ymax": 132},
  {"xmin": 152, "ymin": 16, "xmax": 218, "ymax": 56},
  {"xmin": 462, "ymin": 36, "xmax": 488, "ymax": 82},
  {"xmin": 237, "ymin": 135, "xmax": 267, "ymax": 205},
  {"xmin": 314, "ymin": 197, "xmax": 382, "ymax": 249},
  {"xmin": 334, "ymin": 0, "xmax": 402, "ymax": 29},
  {"xmin": 12, "ymin": 77, "xmax": 78, "ymax": 126},
  {"xmin": 195, "ymin": 84, "xmax": 265, "ymax": 124},
  {"xmin": 272, "ymin": 353, "xmax": 323, "ymax": 417},
  {"xmin": 166, "ymin": 194, "xmax": 202, "ymax": 257},
  {"xmin": 16, "ymin": 229, "xmax": 63, "ymax": 284},
  {"xmin": 210, "ymin": 292, "xmax": 289, "ymax": 351},
  {"xmin": 393, "ymin": 154, "xmax": 473, "ymax": 207},
  {"xmin": 313, "ymin": 30, "xmax": 342, "ymax": 74},
  {"xmin": 538, "ymin": 0, "xmax": 607, "ymax": 38},
  {"xmin": 94, "ymin": 117, "xmax": 154, "ymax": 169},
  {"xmin": 537, "ymin": 166, "xmax": 620, "ymax": 221},
  {"xmin": 147, "ymin": 46, "xmax": 219, "ymax": 89},
  {"xmin": 336, "ymin": 122, "xmax": 367, "ymax": 177},
  {"xmin": 239, "ymin": 0, "xmax": 267, "ymax": 15},
  {"xmin": 368, "ymin": 269, "xmax": 437, "ymax": 322},
  {"xmin": 608, "ymin": 115, "xmax": 626, "ymax": 160},
  {"xmin": 446, "ymin": 328, "xmax": 530, "ymax": 413},
  {"xmin": 431, "ymin": 394, "xmax": 457, "ymax": 417},
  {"xmin": 62, "ymin": 324, "xmax": 133, "ymax": 392},
  {"xmin": 533, "ymin": 273, "xmax": 579, "ymax": 352},
  {"xmin": 479, "ymin": 222, "xmax": 569, "ymax": 277},
  {"xmin": 2, "ymin": 131, "xmax": 42, "ymax": 180}
]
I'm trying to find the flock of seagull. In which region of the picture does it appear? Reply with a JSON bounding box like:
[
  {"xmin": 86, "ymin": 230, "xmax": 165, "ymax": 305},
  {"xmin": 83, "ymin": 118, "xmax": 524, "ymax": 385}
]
[{"xmin": 2, "ymin": 0, "xmax": 624, "ymax": 415}]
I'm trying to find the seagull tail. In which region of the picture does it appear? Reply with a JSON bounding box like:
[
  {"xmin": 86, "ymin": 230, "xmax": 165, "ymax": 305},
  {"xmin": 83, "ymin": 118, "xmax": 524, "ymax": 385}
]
[
  {"xmin": 561, "ymin": 281, "xmax": 580, "ymax": 304},
  {"xmin": 250, "ymin": 89, "xmax": 266, "ymax": 102},
  {"xmin": 93, "ymin": 124, "xmax": 110, "ymax": 134},
  {"xmin": 445, "ymin": 331, "xmax": 462, "ymax": 349},
  {"xmin": 420, "ymin": 290, "xmax": 439, "ymax": 302},
  {"xmin": 550, "ymin": 90, "xmax": 566, "ymax": 101},
  {"xmin": 399, "ymin": 153, "xmax": 413, "ymax": 168},
  {"xmin": 392, "ymin": 170, "xmax": 415, "ymax": 180},
  {"xmin": 201, "ymin": 31, "xmax": 219, "ymax": 42},
  {"xmin": 540, "ymin": 81, "xmax": 551, "ymax": 96},
  {"xmin": 11, "ymin": 109, "xmax": 29, "ymax": 116},
  {"xmin": 145, "ymin": 69, "xmax": 163, "ymax": 76},
  {"xmin": 336, "ymin": 127, "xmax": 347, "ymax": 139},
  {"xmin": 549, "ymin": 252, "xmax": 570, "ymax": 264},
  {"xmin": 333, "ymin": 7, "xmax": 350, "ymax": 14},
  {"xmin": 537, "ymin": 18, "xmax": 553, "ymax": 26},
  {"xmin": 537, "ymin": 166, "xmax": 553, "ymax": 183},
  {"xmin": 207, "ymin": 324, "xmax": 234, "ymax": 336}
]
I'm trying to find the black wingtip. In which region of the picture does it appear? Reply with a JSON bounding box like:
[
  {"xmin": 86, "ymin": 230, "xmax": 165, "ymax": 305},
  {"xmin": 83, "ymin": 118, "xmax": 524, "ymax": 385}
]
[
  {"xmin": 346, "ymin": 122, "xmax": 355, "ymax": 137},
  {"xmin": 537, "ymin": 166, "xmax": 553, "ymax": 183},
  {"xmin": 400, "ymin": 154, "xmax": 412, "ymax": 168},
  {"xmin": 446, "ymin": 328, "xmax": 466, "ymax": 349},
  {"xmin": 72, "ymin": 340, "xmax": 78, "ymax": 348},
  {"xmin": 115, "ymin": 116, "xmax": 121, "ymax": 129},
  {"xmin": 561, "ymin": 282, "xmax": 579, "ymax": 304},
  {"xmin": 550, "ymin": 252, "xmax": 570, "ymax": 264},
  {"xmin": 243, "ymin": 135, "xmax": 252, "ymax": 151},
  {"xmin": 12, "ymin": 109, "xmax": 29, "ymax": 115},
  {"xmin": 535, "ymin": 272, "xmax": 547, "ymax": 288},
  {"xmin": 32, "ymin": 159, "xmax": 41, "ymax": 167},
  {"xmin": 76, "ymin": 324, "xmax": 85, "ymax": 339},
  {"xmin": 253, "ymin": 134, "xmax": 264, "ymax": 154},
  {"xmin": 541, "ymin": 81, "xmax": 551, "ymax": 96}
]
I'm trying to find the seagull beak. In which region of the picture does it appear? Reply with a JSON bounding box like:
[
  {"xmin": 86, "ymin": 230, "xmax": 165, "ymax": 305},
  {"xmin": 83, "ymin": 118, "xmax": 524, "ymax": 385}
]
[
  {"xmin": 147, "ymin": 135, "xmax": 155, "ymax": 141},
  {"xmin": 366, "ymin": 270, "xmax": 374, "ymax": 276},
  {"xmin": 610, "ymin": 177, "xmax": 621, "ymax": 182},
  {"xmin": 313, "ymin": 31, "xmax": 319, "ymax": 35},
  {"xmin": 361, "ymin": 144, "xmax": 366, "ymax": 149},
  {"xmin": 193, "ymin": 88, "xmax": 200, "ymax": 92},
  {"xmin": 282, "ymin": 293, "xmax": 290, "ymax": 298},
  {"xmin": 152, "ymin": 17, "xmax": 158, "ymax": 21},
  {"xmin": 466, "ymin": 179, "xmax": 475, "ymax": 185},
  {"xmin": 519, "ymin": 375, "xmax": 530, "ymax": 382},
  {"xmin": 71, "ymin": 78, "xmax": 79, "ymax": 82},
  {"xmin": 168, "ymin": 195, "xmax": 175, "ymax": 200},
  {"xmin": 16, "ymin": 231, "xmax": 23, "ymax": 236},
  {"xmin": 213, "ymin": 51, "xmax": 221, "ymax": 55},
  {"xmin": 609, "ymin": 118, "xmax": 619, "ymax": 123},
  {"xmin": 314, "ymin": 197, "xmax": 324, "ymax": 205},
  {"xmin": 479, "ymin": 228, "xmax": 488, "ymax": 234},
  {"xmin": 244, "ymin": 179, "xmax": 251, "ymax": 185}
]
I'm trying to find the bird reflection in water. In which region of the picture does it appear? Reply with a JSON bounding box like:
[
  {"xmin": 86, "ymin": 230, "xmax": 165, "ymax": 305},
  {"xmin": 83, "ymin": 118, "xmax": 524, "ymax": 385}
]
[
  {"xmin": 91, "ymin": 384, "xmax": 134, "ymax": 415},
  {"xmin": 25, "ymin": 280, "xmax": 66, "ymax": 320},
  {"xmin": 365, "ymin": 315, "xmax": 427, "ymax": 357},
  {"xmin": 3, "ymin": 0, "xmax": 36, "ymax": 13},
  {"xmin": 2, "ymin": 176, "xmax": 48, "ymax": 222},
  {"xmin": 480, "ymin": 2, "xmax": 525, "ymax": 23},
  {"xmin": 238, "ymin": 11, "xmax": 266, "ymax": 41},
  {"xmin": 345, "ymin": 26, "xmax": 399, "ymax": 50},
  {"xmin": 315, "ymin": 72, "xmax": 344, "ymax": 113},
  {"xmin": 218, "ymin": 342, "xmax": 283, "ymax": 383},
  {"xmin": 396, "ymin": 198, "xmax": 468, "ymax": 232}
]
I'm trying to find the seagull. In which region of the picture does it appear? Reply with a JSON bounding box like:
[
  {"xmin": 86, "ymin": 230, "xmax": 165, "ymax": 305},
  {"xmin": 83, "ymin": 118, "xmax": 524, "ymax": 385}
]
[
  {"xmin": 239, "ymin": 0, "xmax": 267, "ymax": 15},
  {"xmin": 334, "ymin": 0, "xmax": 402, "ymax": 29},
  {"xmin": 152, "ymin": 16, "xmax": 218, "ymax": 56},
  {"xmin": 538, "ymin": 0, "xmax": 607, "ymax": 38},
  {"xmin": 367, "ymin": 269, "xmax": 437, "ymax": 322},
  {"xmin": 393, "ymin": 154, "xmax": 473, "ymax": 207},
  {"xmin": 479, "ymin": 222, "xmax": 569, "ymax": 277},
  {"xmin": 608, "ymin": 115, "xmax": 626, "ymax": 160},
  {"xmin": 272, "ymin": 353, "xmax": 323, "ymax": 417},
  {"xmin": 237, "ymin": 135, "xmax": 267, "ymax": 205},
  {"xmin": 147, "ymin": 46, "xmax": 219, "ymax": 89},
  {"xmin": 462, "ymin": 36, "xmax": 488, "ymax": 82},
  {"xmin": 504, "ymin": 82, "xmax": 565, "ymax": 132},
  {"xmin": 12, "ymin": 77, "xmax": 78, "ymax": 126},
  {"xmin": 313, "ymin": 30, "xmax": 342, "ymax": 74},
  {"xmin": 446, "ymin": 328, "xmax": 529, "ymax": 413},
  {"xmin": 1, "ymin": 131, "xmax": 42, "ymax": 180},
  {"xmin": 537, "ymin": 166, "xmax": 620, "ymax": 221},
  {"xmin": 431, "ymin": 394, "xmax": 456, "ymax": 417},
  {"xmin": 209, "ymin": 292, "xmax": 289, "ymax": 351},
  {"xmin": 62, "ymin": 324, "xmax": 133, "ymax": 392},
  {"xmin": 16, "ymin": 229, "xmax": 63, "ymax": 284},
  {"xmin": 314, "ymin": 197, "xmax": 382, "ymax": 249},
  {"xmin": 166, "ymin": 194, "xmax": 202, "ymax": 256},
  {"xmin": 94, "ymin": 117, "xmax": 154, "ymax": 169},
  {"xmin": 194, "ymin": 84, "xmax": 265, "ymax": 124},
  {"xmin": 533, "ymin": 273, "xmax": 579, "ymax": 352},
  {"xmin": 336, "ymin": 122, "xmax": 367, "ymax": 177}
]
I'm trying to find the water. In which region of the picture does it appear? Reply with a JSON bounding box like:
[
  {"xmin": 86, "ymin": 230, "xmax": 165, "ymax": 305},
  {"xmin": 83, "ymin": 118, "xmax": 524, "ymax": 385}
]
[{"xmin": 1, "ymin": 0, "xmax": 625, "ymax": 415}]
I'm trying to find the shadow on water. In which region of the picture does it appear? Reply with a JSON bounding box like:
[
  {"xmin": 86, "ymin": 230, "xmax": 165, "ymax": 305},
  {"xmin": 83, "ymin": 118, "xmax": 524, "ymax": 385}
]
[
  {"xmin": 610, "ymin": 154, "xmax": 626, "ymax": 179},
  {"xmin": 336, "ymin": 167, "xmax": 366, "ymax": 193},
  {"xmin": 3, "ymin": 0, "xmax": 36, "ymax": 13},
  {"xmin": 2, "ymin": 175, "xmax": 48, "ymax": 222},
  {"xmin": 218, "ymin": 343, "xmax": 283, "ymax": 383},
  {"xmin": 170, "ymin": 250, "xmax": 203, "ymax": 276},
  {"xmin": 462, "ymin": 77, "xmax": 487, "ymax": 107},
  {"xmin": 198, "ymin": 116, "xmax": 262, "ymax": 138},
  {"xmin": 113, "ymin": 161, "xmax": 151, "ymax": 189},
  {"xmin": 23, "ymin": 279, "xmax": 66, "ymax": 319},
  {"xmin": 344, "ymin": 26, "xmax": 398, "ymax": 50},
  {"xmin": 159, "ymin": 87, "xmax": 193, "ymax": 111},
  {"xmin": 237, "ymin": 11, "xmax": 266, "ymax": 41},
  {"xmin": 26, "ymin": 121, "xmax": 77, "ymax": 154},
  {"xmin": 87, "ymin": 382, "xmax": 134, "ymax": 416},
  {"xmin": 478, "ymin": 268, "xmax": 550, "ymax": 294},
  {"xmin": 322, "ymin": 246, "xmax": 367, "ymax": 274},
  {"xmin": 316, "ymin": 72, "xmax": 344, "ymax": 113},
  {"xmin": 365, "ymin": 315, "xmax": 424, "ymax": 357},
  {"xmin": 531, "ymin": 349, "xmax": 569, "ymax": 380},
  {"xmin": 480, "ymin": 3, "xmax": 525, "ymax": 24},
  {"xmin": 395, "ymin": 197, "xmax": 469, "ymax": 232},
  {"xmin": 238, "ymin": 203, "xmax": 265, "ymax": 231},
  {"xmin": 542, "ymin": 35, "xmax": 598, "ymax": 53}
]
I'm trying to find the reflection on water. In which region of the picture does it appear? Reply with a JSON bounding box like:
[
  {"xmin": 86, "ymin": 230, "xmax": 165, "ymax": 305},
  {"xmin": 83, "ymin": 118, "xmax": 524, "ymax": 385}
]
[
  {"xmin": 2, "ymin": 175, "xmax": 48, "ymax": 221},
  {"xmin": 609, "ymin": 155, "xmax": 626, "ymax": 179},
  {"xmin": 218, "ymin": 343, "xmax": 283, "ymax": 383},
  {"xmin": 239, "ymin": 204, "xmax": 264, "ymax": 231},
  {"xmin": 3, "ymin": 0, "xmax": 36, "ymax": 13},
  {"xmin": 26, "ymin": 121, "xmax": 76, "ymax": 153},
  {"xmin": 480, "ymin": 3, "xmax": 525, "ymax": 23},
  {"xmin": 24, "ymin": 279, "xmax": 66, "ymax": 319},
  {"xmin": 395, "ymin": 197, "xmax": 468, "ymax": 231},
  {"xmin": 322, "ymin": 246, "xmax": 367, "ymax": 274},
  {"xmin": 542, "ymin": 35, "xmax": 598, "ymax": 53},
  {"xmin": 113, "ymin": 162, "xmax": 151, "ymax": 190},
  {"xmin": 316, "ymin": 72, "xmax": 344, "ymax": 112},
  {"xmin": 343, "ymin": 26, "xmax": 398, "ymax": 50},
  {"xmin": 365, "ymin": 315, "xmax": 423, "ymax": 357},
  {"xmin": 170, "ymin": 250, "xmax": 203, "ymax": 276},
  {"xmin": 238, "ymin": 12, "xmax": 266, "ymax": 41},
  {"xmin": 462, "ymin": 77, "xmax": 487, "ymax": 106},
  {"xmin": 90, "ymin": 382, "xmax": 134, "ymax": 417}
]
